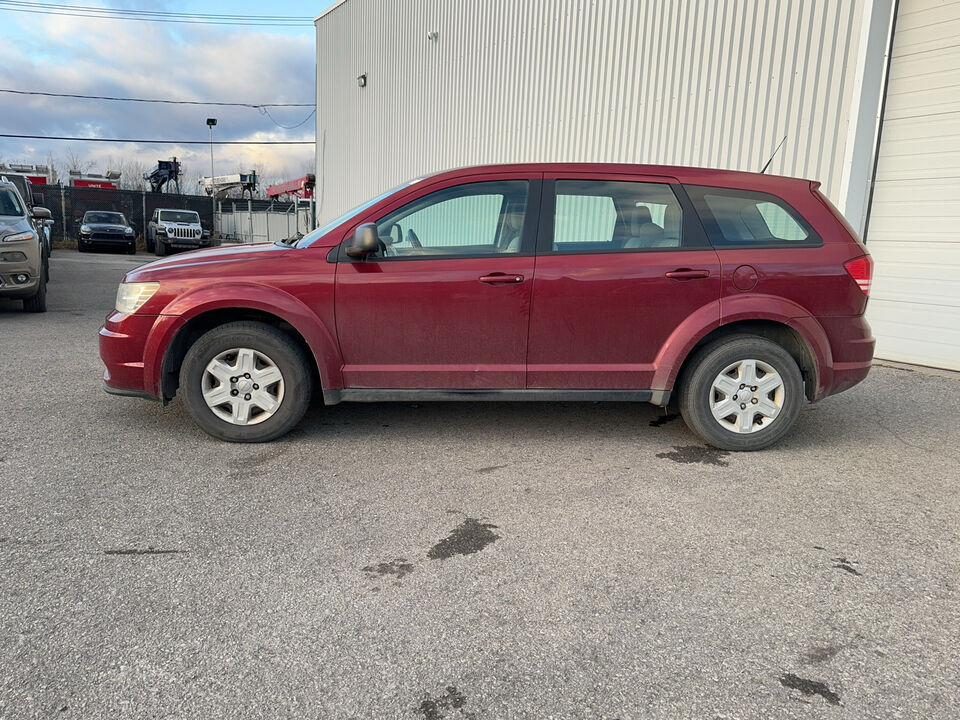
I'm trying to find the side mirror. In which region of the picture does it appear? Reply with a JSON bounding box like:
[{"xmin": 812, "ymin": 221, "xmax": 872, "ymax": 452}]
[
  {"xmin": 345, "ymin": 223, "xmax": 380, "ymax": 258},
  {"xmin": 32, "ymin": 207, "xmax": 52, "ymax": 220}
]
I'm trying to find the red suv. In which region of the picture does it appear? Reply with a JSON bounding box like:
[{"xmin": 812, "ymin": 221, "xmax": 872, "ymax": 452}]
[{"xmin": 99, "ymin": 164, "xmax": 874, "ymax": 450}]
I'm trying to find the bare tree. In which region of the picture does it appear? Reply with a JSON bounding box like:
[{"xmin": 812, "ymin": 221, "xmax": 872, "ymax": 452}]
[{"xmin": 63, "ymin": 147, "xmax": 92, "ymax": 175}]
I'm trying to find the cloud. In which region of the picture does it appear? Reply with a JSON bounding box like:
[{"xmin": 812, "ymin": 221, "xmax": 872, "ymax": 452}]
[{"xmin": 0, "ymin": 9, "xmax": 316, "ymax": 189}]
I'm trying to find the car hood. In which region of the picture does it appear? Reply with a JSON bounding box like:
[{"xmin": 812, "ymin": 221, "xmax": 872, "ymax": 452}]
[
  {"xmin": 0, "ymin": 215, "xmax": 30, "ymax": 234},
  {"xmin": 128, "ymin": 242, "xmax": 287, "ymax": 279}
]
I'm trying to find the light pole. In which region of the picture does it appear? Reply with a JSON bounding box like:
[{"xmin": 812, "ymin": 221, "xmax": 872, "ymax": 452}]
[{"xmin": 206, "ymin": 117, "xmax": 217, "ymax": 240}]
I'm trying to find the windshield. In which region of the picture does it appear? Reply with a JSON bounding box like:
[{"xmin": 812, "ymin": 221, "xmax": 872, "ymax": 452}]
[
  {"xmin": 159, "ymin": 210, "xmax": 200, "ymax": 223},
  {"xmin": 0, "ymin": 188, "xmax": 25, "ymax": 217},
  {"xmin": 295, "ymin": 179, "xmax": 422, "ymax": 248},
  {"xmin": 84, "ymin": 211, "xmax": 126, "ymax": 225}
]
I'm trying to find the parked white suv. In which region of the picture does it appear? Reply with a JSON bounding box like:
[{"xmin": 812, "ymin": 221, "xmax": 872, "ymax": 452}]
[{"xmin": 147, "ymin": 209, "xmax": 206, "ymax": 256}]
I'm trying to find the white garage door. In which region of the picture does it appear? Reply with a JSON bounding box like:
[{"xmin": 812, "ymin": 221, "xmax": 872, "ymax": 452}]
[{"xmin": 866, "ymin": 0, "xmax": 960, "ymax": 370}]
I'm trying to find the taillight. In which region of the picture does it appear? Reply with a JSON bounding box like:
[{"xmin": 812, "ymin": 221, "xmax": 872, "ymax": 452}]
[{"xmin": 844, "ymin": 255, "xmax": 873, "ymax": 295}]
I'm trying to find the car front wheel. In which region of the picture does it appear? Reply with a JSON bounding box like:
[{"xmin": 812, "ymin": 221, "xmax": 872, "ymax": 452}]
[
  {"xmin": 678, "ymin": 335, "xmax": 804, "ymax": 451},
  {"xmin": 179, "ymin": 321, "xmax": 312, "ymax": 442},
  {"xmin": 22, "ymin": 264, "xmax": 47, "ymax": 313}
]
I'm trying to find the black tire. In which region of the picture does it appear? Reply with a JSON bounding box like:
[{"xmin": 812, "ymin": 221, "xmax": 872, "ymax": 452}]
[
  {"xmin": 145, "ymin": 235, "xmax": 154, "ymax": 253},
  {"xmin": 156, "ymin": 238, "xmax": 168, "ymax": 257},
  {"xmin": 678, "ymin": 335, "xmax": 804, "ymax": 451},
  {"xmin": 77, "ymin": 239, "xmax": 86, "ymax": 253},
  {"xmin": 179, "ymin": 321, "xmax": 313, "ymax": 443},
  {"xmin": 22, "ymin": 266, "xmax": 47, "ymax": 313},
  {"xmin": 127, "ymin": 243, "xmax": 137, "ymax": 255}
]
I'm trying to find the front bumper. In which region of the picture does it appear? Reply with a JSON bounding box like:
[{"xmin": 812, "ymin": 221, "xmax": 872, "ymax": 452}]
[
  {"xmin": 0, "ymin": 243, "xmax": 41, "ymax": 298},
  {"xmin": 81, "ymin": 234, "xmax": 135, "ymax": 245},
  {"xmin": 99, "ymin": 311, "xmax": 162, "ymax": 399}
]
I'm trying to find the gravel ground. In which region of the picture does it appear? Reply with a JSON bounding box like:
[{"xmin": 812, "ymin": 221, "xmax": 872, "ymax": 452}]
[{"xmin": 1, "ymin": 251, "xmax": 959, "ymax": 719}]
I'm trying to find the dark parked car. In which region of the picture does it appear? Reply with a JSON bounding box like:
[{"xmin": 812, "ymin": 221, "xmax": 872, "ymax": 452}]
[
  {"xmin": 100, "ymin": 163, "xmax": 875, "ymax": 450},
  {"xmin": 77, "ymin": 211, "xmax": 136, "ymax": 254}
]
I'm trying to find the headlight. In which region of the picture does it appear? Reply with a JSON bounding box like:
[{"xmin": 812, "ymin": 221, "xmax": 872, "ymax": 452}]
[
  {"xmin": 1, "ymin": 230, "xmax": 35, "ymax": 243},
  {"xmin": 125, "ymin": 227, "xmax": 135, "ymax": 235},
  {"xmin": 80, "ymin": 225, "xmax": 92, "ymax": 234},
  {"xmin": 115, "ymin": 282, "xmax": 160, "ymax": 314}
]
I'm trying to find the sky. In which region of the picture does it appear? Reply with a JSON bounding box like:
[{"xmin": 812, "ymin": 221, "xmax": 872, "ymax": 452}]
[{"xmin": 0, "ymin": 1, "xmax": 336, "ymax": 191}]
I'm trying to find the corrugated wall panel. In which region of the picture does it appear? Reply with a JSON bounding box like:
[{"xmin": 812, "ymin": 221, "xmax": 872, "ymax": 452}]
[
  {"xmin": 865, "ymin": 0, "xmax": 960, "ymax": 370},
  {"xmin": 316, "ymin": 0, "xmax": 870, "ymax": 224}
]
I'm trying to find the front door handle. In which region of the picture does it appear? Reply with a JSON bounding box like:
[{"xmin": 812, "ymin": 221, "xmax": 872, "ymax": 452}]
[
  {"xmin": 479, "ymin": 273, "xmax": 524, "ymax": 284},
  {"xmin": 665, "ymin": 268, "xmax": 710, "ymax": 280}
]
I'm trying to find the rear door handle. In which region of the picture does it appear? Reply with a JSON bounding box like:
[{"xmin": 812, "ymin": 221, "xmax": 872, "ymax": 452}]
[
  {"xmin": 479, "ymin": 273, "xmax": 524, "ymax": 284},
  {"xmin": 665, "ymin": 268, "xmax": 710, "ymax": 280}
]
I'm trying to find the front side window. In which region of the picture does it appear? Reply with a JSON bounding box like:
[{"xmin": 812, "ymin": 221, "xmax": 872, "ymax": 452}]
[
  {"xmin": 0, "ymin": 188, "xmax": 24, "ymax": 217},
  {"xmin": 552, "ymin": 180, "xmax": 684, "ymax": 252},
  {"xmin": 686, "ymin": 186, "xmax": 819, "ymax": 247},
  {"xmin": 370, "ymin": 180, "xmax": 529, "ymax": 258},
  {"xmin": 159, "ymin": 211, "xmax": 200, "ymax": 224}
]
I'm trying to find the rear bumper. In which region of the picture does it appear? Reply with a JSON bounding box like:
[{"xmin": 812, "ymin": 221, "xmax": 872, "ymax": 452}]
[
  {"xmin": 99, "ymin": 311, "xmax": 161, "ymax": 400},
  {"xmin": 818, "ymin": 314, "xmax": 875, "ymax": 398}
]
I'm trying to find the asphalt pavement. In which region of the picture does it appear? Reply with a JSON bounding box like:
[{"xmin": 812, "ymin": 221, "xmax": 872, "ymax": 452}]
[{"xmin": 1, "ymin": 250, "xmax": 959, "ymax": 719}]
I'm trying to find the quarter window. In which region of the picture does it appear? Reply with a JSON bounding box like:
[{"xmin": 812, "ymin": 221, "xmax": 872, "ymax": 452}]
[
  {"xmin": 687, "ymin": 186, "xmax": 818, "ymax": 246},
  {"xmin": 551, "ymin": 180, "xmax": 683, "ymax": 252},
  {"xmin": 372, "ymin": 180, "xmax": 529, "ymax": 258}
]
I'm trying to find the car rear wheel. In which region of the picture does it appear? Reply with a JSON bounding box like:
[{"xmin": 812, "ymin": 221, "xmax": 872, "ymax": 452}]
[
  {"xmin": 678, "ymin": 335, "xmax": 804, "ymax": 451},
  {"xmin": 179, "ymin": 321, "xmax": 312, "ymax": 442}
]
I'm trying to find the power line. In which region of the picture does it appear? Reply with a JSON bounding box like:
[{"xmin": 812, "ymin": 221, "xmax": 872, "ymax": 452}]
[
  {"xmin": 0, "ymin": 1, "xmax": 312, "ymax": 20},
  {"xmin": 0, "ymin": 1, "xmax": 314, "ymax": 26},
  {"xmin": 0, "ymin": 133, "xmax": 313, "ymax": 145},
  {"xmin": 0, "ymin": 88, "xmax": 314, "ymax": 108},
  {"xmin": 260, "ymin": 108, "xmax": 316, "ymax": 130}
]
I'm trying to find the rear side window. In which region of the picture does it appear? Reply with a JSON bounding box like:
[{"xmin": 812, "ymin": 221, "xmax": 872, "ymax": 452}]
[
  {"xmin": 686, "ymin": 185, "xmax": 820, "ymax": 247},
  {"xmin": 551, "ymin": 180, "xmax": 686, "ymax": 253}
]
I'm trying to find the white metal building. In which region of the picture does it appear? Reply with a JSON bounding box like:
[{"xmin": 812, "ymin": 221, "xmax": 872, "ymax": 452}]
[{"xmin": 315, "ymin": 0, "xmax": 960, "ymax": 371}]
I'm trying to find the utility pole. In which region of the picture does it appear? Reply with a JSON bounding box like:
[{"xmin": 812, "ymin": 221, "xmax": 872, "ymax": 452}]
[{"xmin": 206, "ymin": 118, "xmax": 217, "ymax": 240}]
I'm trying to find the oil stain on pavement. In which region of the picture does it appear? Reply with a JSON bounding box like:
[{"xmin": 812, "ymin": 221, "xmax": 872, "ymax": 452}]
[
  {"xmin": 802, "ymin": 644, "xmax": 843, "ymax": 664},
  {"xmin": 361, "ymin": 558, "xmax": 414, "ymax": 582},
  {"xmin": 779, "ymin": 673, "xmax": 841, "ymax": 705},
  {"xmin": 656, "ymin": 445, "xmax": 730, "ymax": 466},
  {"xmin": 418, "ymin": 686, "xmax": 471, "ymax": 719},
  {"xmin": 428, "ymin": 518, "xmax": 500, "ymax": 560}
]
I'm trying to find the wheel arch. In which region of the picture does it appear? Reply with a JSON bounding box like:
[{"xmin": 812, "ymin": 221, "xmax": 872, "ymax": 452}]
[
  {"xmin": 159, "ymin": 307, "xmax": 325, "ymax": 402},
  {"xmin": 671, "ymin": 319, "xmax": 822, "ymax": 402}
]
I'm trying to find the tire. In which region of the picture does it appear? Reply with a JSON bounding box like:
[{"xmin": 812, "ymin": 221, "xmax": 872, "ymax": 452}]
[
  {"xmin": 127, "ymin": 243, "xmax": 137, "ymax": 255},
  {"xmin": 179, "ymin": 321, "xmax": 312, "ymax": 443},
  {"xmin": 156, "ymin": 238, "xmax": 168, "ymax": 257},
  {"xmin": 678, "ymin": 335, "xmax": 804, "ymax": 451},
  {"xmin": 22, "ymin": 265, "xmax": 47, "ymax": 313},
  {"xmin": 145, "ymin": 235, "xmax": 154, "ymax": 254},
  {"xmin": 77, "ymin": 239, "xmax": 86, "ymax": 253}
]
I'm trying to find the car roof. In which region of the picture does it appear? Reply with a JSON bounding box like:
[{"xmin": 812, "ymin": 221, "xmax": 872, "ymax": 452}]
[{"xmin": 422, "ymin": 162, "xmax": 815, "ymax": 193}]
